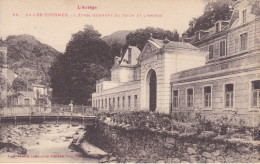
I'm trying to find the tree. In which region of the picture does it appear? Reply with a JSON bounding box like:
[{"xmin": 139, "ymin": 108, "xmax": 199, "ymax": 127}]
[
  {"xmin": 12, "ymin": 77, "xmax": 27, "ymax": 92},
  {"xmin": 49, "ymin": 25, "xmax": 113, "ymax": 105},
  {"xmin": 186, "ymin": 0, "xmax": 235, "ymax": 37},
  {"xmin": 126, "ymin": 27, "xmax": 179, "ymax": 51}
]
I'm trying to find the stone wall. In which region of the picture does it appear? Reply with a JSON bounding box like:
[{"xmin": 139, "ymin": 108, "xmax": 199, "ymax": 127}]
[{"xmin": 86, "ymin": 121, "xmax": 260, "ymax": 163}]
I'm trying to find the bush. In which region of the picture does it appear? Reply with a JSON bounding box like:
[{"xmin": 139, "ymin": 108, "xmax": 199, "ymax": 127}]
[{"xmin": 97, "ymin": 110, "xmax": 259, "ymax": 141}]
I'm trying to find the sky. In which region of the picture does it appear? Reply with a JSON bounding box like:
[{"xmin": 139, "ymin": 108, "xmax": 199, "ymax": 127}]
[{"xmin": 0, "ymin": 0, "xmax": 206, "ymax": 52}]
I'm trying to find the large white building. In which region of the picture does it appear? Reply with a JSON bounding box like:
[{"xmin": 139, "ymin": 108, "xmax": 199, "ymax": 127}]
[
  {"xmin": 92, "ymin": 39, "xmax": 207, "ymax": 113},
  {"xmin": 92, "ymin": 0, "xmax": 260, "ymax": 124}
]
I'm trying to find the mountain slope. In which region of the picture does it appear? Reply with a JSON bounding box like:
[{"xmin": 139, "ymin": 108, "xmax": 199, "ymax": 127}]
[
  {"xmin": 102, "ymin": 30, "xmax": 132, "ymax": 46},
  {"xmin": 4, "ymin": 34, "xmax": 61, "ymax": 85}
]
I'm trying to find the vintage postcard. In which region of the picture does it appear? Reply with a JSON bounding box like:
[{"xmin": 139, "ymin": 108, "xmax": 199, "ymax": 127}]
[{"xmin": 0, "ymin": 0, "xmax": 259, "ymax": 163}]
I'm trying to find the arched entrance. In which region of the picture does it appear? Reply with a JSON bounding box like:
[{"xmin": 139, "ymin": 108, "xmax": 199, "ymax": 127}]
[{"xmin": 148, "ymin": 69, "xmax": 157, "ymax": 112}]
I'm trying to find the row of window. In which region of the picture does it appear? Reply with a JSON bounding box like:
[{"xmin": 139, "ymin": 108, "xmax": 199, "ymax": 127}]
[
  {"xmin": 208, "ymin": 40, "xmax": 226, "ymax": 59},
  {"xmin": 93, "ymin": 95, "xmax": 138, "ymax": 109},
  {"xmin": 206, "ymin": 32, "xmax": 248, "ymax": 60},
  {"xmin": 172, "ymin": 80, "xmax": 260, "ymax": 109}
]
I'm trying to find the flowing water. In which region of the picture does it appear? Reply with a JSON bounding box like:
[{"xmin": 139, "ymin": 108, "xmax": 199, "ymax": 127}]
[{"xmin": 0, "ymin": 123, "xmax": 99, "ymax": 163}]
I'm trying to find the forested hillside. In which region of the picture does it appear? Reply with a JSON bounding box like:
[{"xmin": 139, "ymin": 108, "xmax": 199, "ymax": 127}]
[{"xmin": 5, "ymin": 34, "xmax": 61, "ymax": 85}]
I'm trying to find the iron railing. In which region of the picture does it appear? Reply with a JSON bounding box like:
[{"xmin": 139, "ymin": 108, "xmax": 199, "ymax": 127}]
[{"xmin": 0, "ymin": 104, "xmax": 94, "ymax": 116}]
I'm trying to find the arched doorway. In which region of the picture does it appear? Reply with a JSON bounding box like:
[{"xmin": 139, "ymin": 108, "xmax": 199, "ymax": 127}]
[{"xmin": 149, "ymin": 70, "xmax": 157, "ymax": 112}]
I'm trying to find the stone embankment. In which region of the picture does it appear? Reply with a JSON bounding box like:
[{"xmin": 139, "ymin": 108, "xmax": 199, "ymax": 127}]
[{"xmin": 85, "ymin": 119, "xmax": 260, "ymax": 163}]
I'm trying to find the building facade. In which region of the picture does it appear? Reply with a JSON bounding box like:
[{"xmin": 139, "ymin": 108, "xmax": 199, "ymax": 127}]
[
  {"xmin": 92, "ymin": 0, "xmax": 260, "ymax": 124},
  {"xmin": 92, "ymin": 41, "xmax": 207, "ymax": 113},
  {"xmin": 170, "ymin": 0, "xmax": 260, "ymax": 125}
]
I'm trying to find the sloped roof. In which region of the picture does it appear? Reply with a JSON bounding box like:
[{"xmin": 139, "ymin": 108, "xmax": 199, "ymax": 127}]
[
  {"xmin": 151, "ymin": 38, "xmax": 199, "ymax": 50},
  {"xmin": 19, "ymin": 91, "xmax": 35, "ymax": 98},
  {"xmin": 119, "ymin": 46, "xmax": 141, "ymax": 65},
  {"xmin": 229, "ymin": 9, "xmax": 239, "ymax": 27}
]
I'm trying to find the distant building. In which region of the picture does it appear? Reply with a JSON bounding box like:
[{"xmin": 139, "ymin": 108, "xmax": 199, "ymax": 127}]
[
  {"xmin": 16, "ymin": 91, "xmax": 36, "ymax": 106},
  {"xmin": 92, "ymin": 0, "xmax": 260, "ymax": 125},
  {"xmin": 0, "ymin": 44, "xmax": 51, "ymax": 107},
  {"xmin": 32, "ymin": 84, "xmax": 51, "ymax": 106}
]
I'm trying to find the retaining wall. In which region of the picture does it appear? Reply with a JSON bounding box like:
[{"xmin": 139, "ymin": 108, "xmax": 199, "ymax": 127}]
[{"xmin": 86, "ymin": 120, "xmax": 260, "ymax": 163}]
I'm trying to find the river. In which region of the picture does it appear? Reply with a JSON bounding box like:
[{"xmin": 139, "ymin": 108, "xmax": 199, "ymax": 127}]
[{"xmin": 0, "ymin": 123, "xmax": 99, "ymax": 163}]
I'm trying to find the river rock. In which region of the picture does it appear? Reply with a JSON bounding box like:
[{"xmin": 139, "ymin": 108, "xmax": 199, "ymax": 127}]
[
  {"xmin": 99, "ymin": 156, "xmax": 109, "ymax": 163},
  {"xmin": 79, "ymin": 141, "xmax": 108, "ymax": 158},
  {"xmin": 109, "ymin": 156, "xmax": 117, "ymax": 162},
  {"xmin": 16, "ymin": 145, "xmax": 27, "ymax": 155}
]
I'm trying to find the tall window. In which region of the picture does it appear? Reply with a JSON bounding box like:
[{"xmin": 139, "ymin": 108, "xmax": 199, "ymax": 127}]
[
  {"xmin": 225, "ymin": 84, "xmax": 234, "ymax": 108},
  {"xmin": 220, "ymin": 41, "xmax": 226, "ymax": 56},
  {"xmin": 128, "ymin": 96, "xmax": 131, "ymax": 108},
  {"xmin": 102, "ymin": 99, "xmax": 103, "ymax": 108},
  {"xmin": 105, "ymin": 99, "xmax": 107, "ymax": 108},
  {"xmin": 187, "ymin": 88, "xmax": 193, "ymax": 107},
  {"xmin": 209, "ymin": 45, "xmax": 214, "ymax": 59},
  {"xmin": 134, "ymin": 95, "xmax": 137, "ymax": 107},
  {"xmin": 240, "ymin": 33, "xmax": 248, "ymax": 51},
  {"xmin": 122, "ymin": 96, "xmax": 125, "ymax": 107},
  {"xmin": 113, "ymin": 97, "xmax": 115, "ymax": 107},
  {"xmin": 204, "ymin": 86, "xmax": 212, "ymax": 107},
  {"xmin": 117, "ymin": 97, "xmax": 120, "ymax": 107},
  {"xmin": 252, "ymin": 80, "xmax": 260, "ymax": 107},
  {"xmin": 173, "ymin": 90, "xmax": 179, "ymax": 108},
  {"xmin": 109, "ymin": 98, "xmax": 111, "ymax": 107},
  {"xmin": 242, "ymin": 10, "xmax": 247, "ymax": 23}
]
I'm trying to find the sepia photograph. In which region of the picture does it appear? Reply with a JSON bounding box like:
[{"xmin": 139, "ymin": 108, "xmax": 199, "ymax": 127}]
[{"xmin": 0, "ymin": 0, "xmax": 259, "ymax": 163}]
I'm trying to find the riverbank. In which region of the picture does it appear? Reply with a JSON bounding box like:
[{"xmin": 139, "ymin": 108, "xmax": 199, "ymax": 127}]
[
  {"xmin": 84, "ymin": 111, "xmax": 260, "ymax": 163},
  {"xmin": 0, "ymin": 124, "xmax": 99, "ymax": 163}
]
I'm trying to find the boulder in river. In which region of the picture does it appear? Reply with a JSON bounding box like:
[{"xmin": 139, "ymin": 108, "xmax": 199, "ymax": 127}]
[
  {"xmin": 79, "ymin": 141, "xmax": 108, "ymax": 159},
  {"xmin": 0, "ymin": 142, "xmax": 27, "ymax": 155}
]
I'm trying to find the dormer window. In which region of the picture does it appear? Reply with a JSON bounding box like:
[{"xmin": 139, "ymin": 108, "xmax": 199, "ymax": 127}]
[
  {"xmin": 216, "ymin": 22, "xmax": 220, "ymax": 33},
  {"xmin": 195, "ymin": 31, "xmax": 200, "ymax": 40},
  {"xmin": 242, "ymin": 10, "xmax": 247, "ymax": 23},
  {"xmin": 209, "ymin": 44, "xmax": 214, "ymax": 59}
]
